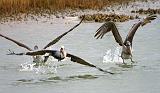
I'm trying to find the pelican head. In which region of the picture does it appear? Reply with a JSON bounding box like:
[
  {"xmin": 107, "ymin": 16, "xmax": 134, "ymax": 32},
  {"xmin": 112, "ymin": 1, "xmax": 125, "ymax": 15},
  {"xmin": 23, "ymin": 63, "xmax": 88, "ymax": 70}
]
[
  {"xmin": 60, "ymin": 46, "xmax": 65, "ymax": 51},
  {"xmin": 126, "ymin": 41, "xmax": 131, "ymax": 46},
  {"xmin": 60, "ymin": 46, "xmax": 67, "ymax": 58},
  {"xmin": 34, "ymin": 45, "xmax": 39, "ymax": 50}
]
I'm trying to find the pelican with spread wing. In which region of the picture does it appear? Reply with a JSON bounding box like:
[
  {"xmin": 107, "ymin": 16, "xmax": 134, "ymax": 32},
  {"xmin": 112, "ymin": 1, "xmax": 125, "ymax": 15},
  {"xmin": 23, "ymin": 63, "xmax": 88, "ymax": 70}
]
[
  {"xmin": 94, "ymin": 15, "xmax": 157, "ymax": 63},
  {"xmin": 0, "ymin": 17, "xmax": 84, "ymax": 64},
  {"xmin": 8, "ymin": 46, "xmax": 114, "ymax": 74}
]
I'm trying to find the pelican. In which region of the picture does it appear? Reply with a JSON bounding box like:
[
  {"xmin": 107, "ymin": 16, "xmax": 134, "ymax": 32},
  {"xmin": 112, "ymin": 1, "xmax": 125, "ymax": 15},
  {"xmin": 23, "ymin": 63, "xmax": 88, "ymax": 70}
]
[
  {"xmin": 8, "ymin": 46, "xmax": 114, "ymax": 74},
  {"xmin": 94, "ymin": 15, "xmax": 157, "ymax": 63},
  {"xmin": 0, "ymin": 17, "xmax": 84, "ymax": 64}
]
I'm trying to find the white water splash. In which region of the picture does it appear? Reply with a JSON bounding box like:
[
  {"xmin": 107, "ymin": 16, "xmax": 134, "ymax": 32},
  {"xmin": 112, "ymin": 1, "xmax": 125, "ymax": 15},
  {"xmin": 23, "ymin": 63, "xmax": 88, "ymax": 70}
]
[
  {"xmin": 19, "ymin": 62, "xmax": 57, "ymax": 74},
  {"xmin": 103, "ymin": 47, "xmax": 123, "ymax": 63}
]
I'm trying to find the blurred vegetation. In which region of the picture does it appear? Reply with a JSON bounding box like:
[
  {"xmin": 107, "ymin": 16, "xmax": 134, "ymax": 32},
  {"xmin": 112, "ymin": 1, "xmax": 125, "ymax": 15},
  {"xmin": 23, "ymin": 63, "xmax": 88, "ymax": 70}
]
[
  {"xmin": 0, "ymin": 0, "xmax": 146, "ymax": 22},
  {"xmin": 0, "ymin": 0, "xmax": 136, "ymax": 16}
]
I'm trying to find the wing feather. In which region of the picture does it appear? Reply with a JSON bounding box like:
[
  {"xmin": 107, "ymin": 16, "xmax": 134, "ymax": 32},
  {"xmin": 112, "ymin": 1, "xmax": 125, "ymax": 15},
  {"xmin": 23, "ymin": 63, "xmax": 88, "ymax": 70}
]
[
  {"xmin": 0, "ymin": 34, "xmax": 32, "ymax": 51},
  {"xmin": 124, "ymin": 15, "xmax": 157, "ymax": 46},
  {"xmin": 66, "ymin": 53, "xmax": 114, "ymax": 74},
  {"xmin": 94, "ymin": 22, "xmax": 123, "ymax": 46},
  {"xmin": 26, "ymin": 50, "xmax": 54, "ymax": 56},
  {"xmin": 43, "ymin": 17, "xmax": 84, "ymax": 49}
]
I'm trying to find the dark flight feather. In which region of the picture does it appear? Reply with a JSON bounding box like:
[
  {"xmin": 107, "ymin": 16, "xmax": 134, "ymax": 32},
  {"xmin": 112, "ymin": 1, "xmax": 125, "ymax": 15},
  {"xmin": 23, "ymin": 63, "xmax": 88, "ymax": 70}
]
[
  {"xmin": 43, "ymin": 17, "xmax": 84, "ymax": 49},
  {"xmin": 0, "ymin": 34, "xmax": 32, "ymax": 51}
]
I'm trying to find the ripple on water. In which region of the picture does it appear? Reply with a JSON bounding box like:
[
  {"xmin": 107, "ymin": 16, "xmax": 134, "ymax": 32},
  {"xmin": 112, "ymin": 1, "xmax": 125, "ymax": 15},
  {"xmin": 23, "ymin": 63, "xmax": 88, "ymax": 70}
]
[{"xmin": 15, "ymin": 74, "xmax": 100, "ymax": 86}]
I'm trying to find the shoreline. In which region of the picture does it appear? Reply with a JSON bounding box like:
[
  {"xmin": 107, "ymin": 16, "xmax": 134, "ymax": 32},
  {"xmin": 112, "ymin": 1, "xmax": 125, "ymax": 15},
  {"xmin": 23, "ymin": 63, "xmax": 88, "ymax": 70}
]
[{"xmin": 0, "ymin": 0, "xmax": 160, "ymax": 23}]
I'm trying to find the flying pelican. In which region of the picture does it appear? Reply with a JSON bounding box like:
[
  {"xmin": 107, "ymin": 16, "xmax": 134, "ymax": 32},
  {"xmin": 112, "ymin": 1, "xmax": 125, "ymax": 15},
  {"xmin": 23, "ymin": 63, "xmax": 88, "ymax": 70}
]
[
  {"xmin": 94, "ymin": 15, "xmax": 157, "ymax": 63},
  {"xmin": 8, "ymin": 46, "xmax": 114, "ymax": 74},
  {"xmin": 0, "ymin": 17, "xmax": 84, "ymax": 64}
]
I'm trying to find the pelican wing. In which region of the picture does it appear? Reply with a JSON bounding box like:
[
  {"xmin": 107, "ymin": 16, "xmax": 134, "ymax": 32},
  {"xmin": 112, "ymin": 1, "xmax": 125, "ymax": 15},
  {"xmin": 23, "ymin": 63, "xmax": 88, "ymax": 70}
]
[
  {"xmin": 0, "ymin": 34, "xmax": 32, "ymax": 51},
  {"xmin": 43, "ymin": 17, "xmax": 84, "ymax": 49},
  {"xmin": 66, "ymin": 53, "xmax": 114, "ymax": 74},
  {"xmin": 124, "ymin": 15, "xmax": 157, "ymax": 46},
  {"xmin": 94, "ymin": 22, "xmax": 123, "ymax": 46},
  {"xmin": 25, "ymin": 50, "xmax": 54, "ymax": 56},
  {"xmin": 141, "ymin": 15, "xmax": 157, "ymax": 26}
]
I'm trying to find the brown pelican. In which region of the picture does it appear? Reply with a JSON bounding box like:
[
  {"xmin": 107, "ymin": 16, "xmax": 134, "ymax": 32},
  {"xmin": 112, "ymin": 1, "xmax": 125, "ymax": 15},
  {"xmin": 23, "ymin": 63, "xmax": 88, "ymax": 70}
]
[
  {"xmin": 8, "ymin": 46, "xmax": 114, "ymax": 74},
  {"xmin": 0, "ymin": 17, "xmax": 84, "ymax": 64},
  {"xmin": 94, "ymin": 15, "xmax": 157, "ymax": 63}
]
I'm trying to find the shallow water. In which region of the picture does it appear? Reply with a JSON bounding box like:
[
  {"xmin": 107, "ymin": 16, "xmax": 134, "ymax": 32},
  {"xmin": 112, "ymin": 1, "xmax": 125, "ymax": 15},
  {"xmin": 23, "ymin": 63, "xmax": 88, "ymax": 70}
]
[{"xmin": 0, "ymin": 13, "xmax": 160, "ymax": 93}]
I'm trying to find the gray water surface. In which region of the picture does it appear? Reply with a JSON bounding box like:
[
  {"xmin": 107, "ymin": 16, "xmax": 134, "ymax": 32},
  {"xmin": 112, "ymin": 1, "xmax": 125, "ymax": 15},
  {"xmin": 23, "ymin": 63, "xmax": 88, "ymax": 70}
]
[{"xmin": 0, "ymin": 16, "xmax": 160, "ymax": 93}]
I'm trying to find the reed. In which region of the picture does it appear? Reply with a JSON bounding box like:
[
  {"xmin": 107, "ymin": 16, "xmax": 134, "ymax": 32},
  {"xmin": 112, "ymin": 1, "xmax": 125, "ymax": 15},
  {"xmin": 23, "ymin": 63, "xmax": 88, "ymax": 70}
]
[
  {"xmin": 0, "ymin": 0, "xmax": 141, "ymax": 22},
  {"xmin": 0, "ymin": 0, "xmax": 135, "ymax": 15}
]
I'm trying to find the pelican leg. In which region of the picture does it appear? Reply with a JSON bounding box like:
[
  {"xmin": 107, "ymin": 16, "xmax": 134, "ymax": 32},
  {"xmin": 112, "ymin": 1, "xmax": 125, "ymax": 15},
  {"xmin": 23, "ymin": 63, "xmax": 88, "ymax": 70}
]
[
  {"xmin": 122, "ymin": 59, "xmax": 126, "ymax": 64},
  {"xmin": 121, "ymin": 56, "xmax": 126, "ymax": 64},
  {"xmin": 130, "ymin": 55, "xmax": 135, "ymax": 63},
  {"xmin": 120, "ymin": 54, "xmax": 126, "ymax": 64},
  {"xmin": 44, "ymin": 53, "xmax": 52, "ymax": 63},
  {"xmin": 130, "ymin": 58, "xmax": 135, "ymax": 63},
  {"xmin": 44, "ymin": 56, "xmax": 49, "ymax": 63}
]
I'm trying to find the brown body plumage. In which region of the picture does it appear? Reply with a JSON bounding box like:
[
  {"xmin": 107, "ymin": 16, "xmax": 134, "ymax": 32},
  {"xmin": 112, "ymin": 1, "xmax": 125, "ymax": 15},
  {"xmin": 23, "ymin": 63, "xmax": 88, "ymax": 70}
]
[{"xmin": 94, "ymin": 15, "xmax": 157, "ymax": 63}]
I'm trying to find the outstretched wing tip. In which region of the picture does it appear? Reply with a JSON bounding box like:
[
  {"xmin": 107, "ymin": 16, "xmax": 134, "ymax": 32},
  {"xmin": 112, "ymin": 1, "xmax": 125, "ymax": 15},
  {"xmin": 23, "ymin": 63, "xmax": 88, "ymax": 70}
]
[
  {"xmin": 0, "ymin": 34, "xmax": 32, "ymax": 51},
  {"xmin": 67, "ymin": 53, "xmax": 114, "ymax": 74},
  {"xmin": 43, "ymin": 17, "xmax": 84, "ymax": 49},
  {"xmin": 96, "ymin": 67, "xmax": 115, "ymax": 74}
]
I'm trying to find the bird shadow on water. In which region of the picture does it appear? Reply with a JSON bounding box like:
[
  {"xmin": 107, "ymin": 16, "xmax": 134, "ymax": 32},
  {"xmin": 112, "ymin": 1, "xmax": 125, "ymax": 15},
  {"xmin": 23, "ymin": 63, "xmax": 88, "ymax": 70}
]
[
  {"xmin": 43, "ymin": 74, "xmax": 99, "ymax": 82},
  {"xmin": 13, "ymin": 62, "xmax": 105, "ymax": 86},
  {"xmin": 117, "ymin": 63, "xmax": 136, "ymax": 69},
  {"xmin": 14, "ymin": 74, "xmax": 101, "ymax": 86}
]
